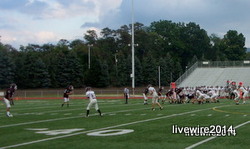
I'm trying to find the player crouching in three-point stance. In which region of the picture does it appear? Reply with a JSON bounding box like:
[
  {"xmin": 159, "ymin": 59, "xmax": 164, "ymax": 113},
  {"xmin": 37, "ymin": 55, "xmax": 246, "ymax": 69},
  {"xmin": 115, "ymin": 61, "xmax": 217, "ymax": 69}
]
[
  {"xmin": 62, "ymin": 85, "xmax": 74, "ymax": 107},
  {"xmin": 148, "ymin": 84, "xmax": 163, "ymax": 111},
  {"xmin": 3, "ymin": 83, "xmax": 17, "ymax": 117},
  {"xmin": 85, "ymin": 87, "xmax": 102, "ymax": 117}
]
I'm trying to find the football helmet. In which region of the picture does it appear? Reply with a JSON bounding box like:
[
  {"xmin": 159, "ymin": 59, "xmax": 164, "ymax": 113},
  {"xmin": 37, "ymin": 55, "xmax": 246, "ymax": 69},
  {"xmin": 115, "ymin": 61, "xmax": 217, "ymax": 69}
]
[
  {"xmin": 85, "ymin": 87, "xmax": 91, "ymax": 92},
  {"xmin": 10, "ymin": 83, "xmax": 17, "ymax": 90},
  {"xmin": 68, "ymin": 85, "xmax": 74, "ymax": 90}
]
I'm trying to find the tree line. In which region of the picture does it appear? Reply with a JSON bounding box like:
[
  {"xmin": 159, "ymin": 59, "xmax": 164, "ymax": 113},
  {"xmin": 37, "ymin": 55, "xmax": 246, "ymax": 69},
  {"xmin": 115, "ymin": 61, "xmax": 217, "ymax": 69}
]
[{"xmin": 0, "ymin": 20, "xmax": 247, "ymax": 89}]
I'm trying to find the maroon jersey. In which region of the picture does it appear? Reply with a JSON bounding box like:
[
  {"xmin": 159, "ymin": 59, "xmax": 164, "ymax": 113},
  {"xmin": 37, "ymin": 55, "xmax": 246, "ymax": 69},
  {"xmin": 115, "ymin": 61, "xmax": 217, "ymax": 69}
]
[
  {"xmin": 63, "ymin": 88, "xmax": 72, "ymax": 98},
  {"xmin": 5, "ymin": 88, "xmax": 15, "ymax": 100},
  {"xmin": 143, "ymin": 88, "xmax": 149, "ymax": 95},
  {"xmin": 157, "ymin": 88, "xmax": 163, "ymax": 96}
]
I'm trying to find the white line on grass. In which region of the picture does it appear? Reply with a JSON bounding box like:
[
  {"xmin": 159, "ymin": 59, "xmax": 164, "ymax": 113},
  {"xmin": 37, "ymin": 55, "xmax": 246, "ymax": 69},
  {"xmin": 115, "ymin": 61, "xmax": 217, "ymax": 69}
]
[
  {"xmin": 0, "ymin": 103, "xmax": 187, "ymax": 127},
  {"xmin": 0, "ymin": 105, "xmax": 229, "ymax": 149},
  {"xmin": 0, "ymin": 107, "xmax": 148, "ymax": 128},
  {"xmin": 0, "ymin": 102, "xmax": 142, "ymax": 118},
  {"xmin": 185, "ymin": 120, "xmax": 250, "ymax": 149}
]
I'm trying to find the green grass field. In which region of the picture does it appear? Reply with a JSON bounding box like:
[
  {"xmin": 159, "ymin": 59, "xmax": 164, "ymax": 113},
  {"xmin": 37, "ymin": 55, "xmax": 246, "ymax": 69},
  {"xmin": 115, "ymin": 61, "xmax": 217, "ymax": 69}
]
[{"xmin": 0, "ymin": 98, "xmax": 250, "ymax": 149}]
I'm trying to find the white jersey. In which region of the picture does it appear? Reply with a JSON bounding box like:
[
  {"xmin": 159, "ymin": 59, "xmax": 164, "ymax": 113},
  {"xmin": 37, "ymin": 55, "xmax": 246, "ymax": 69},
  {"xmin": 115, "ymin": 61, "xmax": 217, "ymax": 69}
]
[
  {"xmin": 239, "ymin": 86, "xmax": 248, "ymax": 98},
  {"xmin": 207, "ymin": 90, "xmax": 218, "ymax": 99},
  {"xmin": 148, "ymin": 87, "xmax": 157, "ymax": 96},
  {"xmin": 86, "ymin": 91, "xmax": 96, "ymax": 101},
  {"xmin": 196, "ymin": 90, "xmax": 210, "ymax": 99},
  {"xmin": 239, "ymin": 86, "xmax": 248, "ymax": 94},
  {"xmin": 148, "ymin": 86, "xmax": 159, "ymax": 104}
]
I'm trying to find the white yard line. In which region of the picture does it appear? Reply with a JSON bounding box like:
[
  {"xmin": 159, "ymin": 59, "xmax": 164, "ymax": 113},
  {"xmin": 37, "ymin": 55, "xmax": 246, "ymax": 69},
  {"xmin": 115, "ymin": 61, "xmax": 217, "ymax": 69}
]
[
  {"xmin": 0, "ymin": 107, "xmax": 148, "ymax": 128},
  {"xmin": 185, "ymin": 120, "xmax": 250, "ymax": 149},
  {"xmin": 0, "ymin": 105, "xmax": 229, "ymax": 149},
  {"xmin": 0, "ymin": 103, "xmax": 142, "ymax": 118},
  {"xmin": 0, "ymin": 101, "xmax": 116, "ymax": 112}
]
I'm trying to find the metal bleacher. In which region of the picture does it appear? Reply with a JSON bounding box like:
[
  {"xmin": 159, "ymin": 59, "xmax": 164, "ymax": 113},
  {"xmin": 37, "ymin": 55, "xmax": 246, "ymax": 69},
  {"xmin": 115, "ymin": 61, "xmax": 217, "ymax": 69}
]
[{"xmin": 176, "ymin": 61, "xmax": 250, "ymax": 87}]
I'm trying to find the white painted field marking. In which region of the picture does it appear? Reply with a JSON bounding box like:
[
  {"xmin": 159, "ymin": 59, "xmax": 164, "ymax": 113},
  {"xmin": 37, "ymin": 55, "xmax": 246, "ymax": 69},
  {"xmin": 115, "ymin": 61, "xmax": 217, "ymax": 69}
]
[
  {"xmin": 13, "ymin": 102, "xmax": 140, "ymax": 112},
  {"xmin": 225, "ymin": 114, "xmax": 230, "ymax": 117},
  {"xmin": 125, "ymin": 113, "xmax": 132, "ymax": 116},
  {"xmin": 190, "ymin": 114, "xmax": 196, "ymax": 116},
  {"xmin": 87, "ymin": 129, "xmax": 134, "ymax": 136},
  {"xmin": 35, "ymin": 128, "xmax": 84, "ymax": 136},
  {"xmin": 0, "ymin": 105, "xmax": 229, "ymax": 149},
  {"xmin": 64, "ymin": 113, "xmax": 72, "ymax": 116},
  {"xmin": 0, "ymin": 107, "xmax": 149, "ymax": 128},
  {"xmin": 207, "ymin": 114, "xmax": 212, "ymax": 117},
  {"xmin": 185, "ymin": 120, "xmax": 250, "ymax": 149},
  {"xmin": 0, "ymin": 103, "xmax": 187, "ymax": 127},
  {"xmin": 26, "ymin": 128, "xmax": 48, "ymax": 131},
  {"xmin": 109, "ymin": 113, "xmax": 116, "ymax": 116},
  {"xmin": 0, "ymin": 103, "xmax": 143, "ymax": 118}
]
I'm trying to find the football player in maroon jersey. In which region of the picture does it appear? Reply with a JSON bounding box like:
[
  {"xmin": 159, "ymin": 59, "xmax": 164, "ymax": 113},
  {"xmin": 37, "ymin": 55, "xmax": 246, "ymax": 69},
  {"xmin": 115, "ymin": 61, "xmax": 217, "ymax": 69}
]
[
  {"xmin": 3, "ymin": 83, "xmax": 17, "ymax": 117},
  {"xmin": 61, "ymin": 85, "xmax": 74, "ymax": 107}
]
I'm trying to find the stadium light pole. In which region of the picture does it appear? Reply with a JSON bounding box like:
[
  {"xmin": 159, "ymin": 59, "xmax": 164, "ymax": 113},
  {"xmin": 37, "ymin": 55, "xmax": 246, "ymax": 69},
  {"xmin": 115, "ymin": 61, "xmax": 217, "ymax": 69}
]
[
  {"xmin": 88, "ymin": 44, "xmax": 93, "ymax": 69},
  {"xmin": 158, "ymin": 66, "xmax": 161, "ymax": 88},
  {"xmin": 131, "ymin": 0, "xmax": 135, "ymax": 95}
]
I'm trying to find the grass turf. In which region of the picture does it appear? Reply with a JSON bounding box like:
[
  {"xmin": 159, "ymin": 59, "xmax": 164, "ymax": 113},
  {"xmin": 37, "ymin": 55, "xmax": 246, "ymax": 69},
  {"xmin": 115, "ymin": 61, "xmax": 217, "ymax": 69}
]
[{"xmin": 0, "ymin": 98, "xmax": 250, "ymax": 149}]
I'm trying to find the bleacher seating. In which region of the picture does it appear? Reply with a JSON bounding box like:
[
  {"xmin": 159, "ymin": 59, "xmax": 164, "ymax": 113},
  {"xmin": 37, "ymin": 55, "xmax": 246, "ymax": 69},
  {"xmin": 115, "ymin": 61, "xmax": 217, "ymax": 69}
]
[{"xmin": 179, "ymin": 67, "xmax": 250, "ymax": 87}]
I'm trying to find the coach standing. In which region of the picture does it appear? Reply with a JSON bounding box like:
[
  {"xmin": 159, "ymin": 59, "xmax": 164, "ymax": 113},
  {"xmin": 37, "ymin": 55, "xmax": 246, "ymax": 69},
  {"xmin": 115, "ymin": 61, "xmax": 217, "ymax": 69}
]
[{"xmin": 124, "ymin": 87, "xmax": 129, "ymax": 104}]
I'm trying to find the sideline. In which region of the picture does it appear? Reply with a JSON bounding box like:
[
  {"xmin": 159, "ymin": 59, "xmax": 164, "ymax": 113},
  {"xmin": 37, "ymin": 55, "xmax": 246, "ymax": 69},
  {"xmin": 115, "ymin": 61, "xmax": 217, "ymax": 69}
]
[
  {"xmin": 0, "ymin": 105, "xmax": 229, "ymax": 149},
  {"xmin": 185, "ymin": 120, "xmax": 250, "ymax": 149}
]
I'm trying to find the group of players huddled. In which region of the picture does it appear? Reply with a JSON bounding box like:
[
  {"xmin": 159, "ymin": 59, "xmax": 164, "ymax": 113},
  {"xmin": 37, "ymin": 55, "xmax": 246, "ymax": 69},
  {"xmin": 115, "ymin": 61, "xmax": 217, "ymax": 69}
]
[{"xmin": 143, "ymin": 80, "xmax": 249, "ymax": 110}]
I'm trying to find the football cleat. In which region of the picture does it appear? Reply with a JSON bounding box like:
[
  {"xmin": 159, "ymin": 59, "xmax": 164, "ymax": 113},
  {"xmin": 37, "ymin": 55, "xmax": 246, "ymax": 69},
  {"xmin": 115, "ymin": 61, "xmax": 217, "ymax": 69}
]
[{"xmin": 7, "ymin": 114, "xmax": 13, "ymax": 117}]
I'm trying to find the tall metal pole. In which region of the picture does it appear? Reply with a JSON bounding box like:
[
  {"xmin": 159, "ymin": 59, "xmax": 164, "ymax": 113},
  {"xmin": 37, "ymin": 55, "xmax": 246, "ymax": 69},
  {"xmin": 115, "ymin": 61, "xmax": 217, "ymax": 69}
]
[
  {"xmin": 158, "ymin": 66, "xmax": 161, "ymax": 88},
  {"xmin": 88, "ymin": 44, "xmax": 93, "ymax": 69},
  {"xmin": 131, "ymin": 0, "xmax": 135, "ymax": 95}
]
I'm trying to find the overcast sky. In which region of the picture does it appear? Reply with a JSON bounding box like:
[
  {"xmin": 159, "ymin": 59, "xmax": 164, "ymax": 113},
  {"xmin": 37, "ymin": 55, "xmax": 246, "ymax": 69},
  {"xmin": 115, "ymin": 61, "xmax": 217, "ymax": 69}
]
[{"xmin": 0, "ymin": 0, "xmax": 250, "ymax": 49}]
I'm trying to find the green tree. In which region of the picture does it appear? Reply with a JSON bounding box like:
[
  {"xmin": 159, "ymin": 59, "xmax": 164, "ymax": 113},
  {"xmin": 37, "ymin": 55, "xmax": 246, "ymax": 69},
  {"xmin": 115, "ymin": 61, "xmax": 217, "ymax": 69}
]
[
  {"xmin": 54, "ymin": 51, "xmax": 84, "ymax": 88},
  {"xmin": 84, "ymin": 30, "xmax": 98, "ymax": 44},
  {"xmin": 28, "ymin": 58, "xmax": 51, "ymax": 88},
  {"xmin": 221, "ymin": 30, "xmax": 246, "ymax": 60},
  {"xmin": 0, "ymin": 46, "xmax": 15, "ymax": 88},
  {"xmin": 142, "ymin": 55, "xmax": 158, "ymax": 86}
]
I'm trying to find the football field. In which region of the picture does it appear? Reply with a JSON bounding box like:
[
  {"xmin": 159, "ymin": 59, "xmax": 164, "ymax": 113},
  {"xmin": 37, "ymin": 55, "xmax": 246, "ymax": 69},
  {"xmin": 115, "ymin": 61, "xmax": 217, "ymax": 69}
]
[{"xmin": 0, "ymin": 98, "xmax": 250, "ymax": 149}]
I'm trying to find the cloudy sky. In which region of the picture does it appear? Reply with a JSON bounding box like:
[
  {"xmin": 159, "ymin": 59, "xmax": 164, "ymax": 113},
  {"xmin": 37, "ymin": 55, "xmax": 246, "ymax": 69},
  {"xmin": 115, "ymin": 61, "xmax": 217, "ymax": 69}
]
[{"xmin": 0, "ymin": 0, "xmax": 250, "ymax": 49}]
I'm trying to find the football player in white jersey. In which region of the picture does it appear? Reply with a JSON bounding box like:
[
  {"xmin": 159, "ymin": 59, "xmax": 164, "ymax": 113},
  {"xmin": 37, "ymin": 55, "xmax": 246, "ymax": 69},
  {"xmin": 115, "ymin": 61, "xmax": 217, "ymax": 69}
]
[
  {"xmin": 148, "ymin": 85, "xmax": 163, "ymax": 111},
  {"xmin": 85, "ymin": 87, "xmax": 102, "ymax": 117},
  {"xmin": 239, "ymin": 86, "xmax": 248, "ymax": 104},
  {"xmin": 233, "ymin": 88, "xmax": 240, "ymax": 105},
  {"xmin": 195, "ymin": 89, "xmax": 210, "ymax": 104},
  {"xmin": 207, "ymin": 89, "xmax": 219, "ymax": 103}
]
